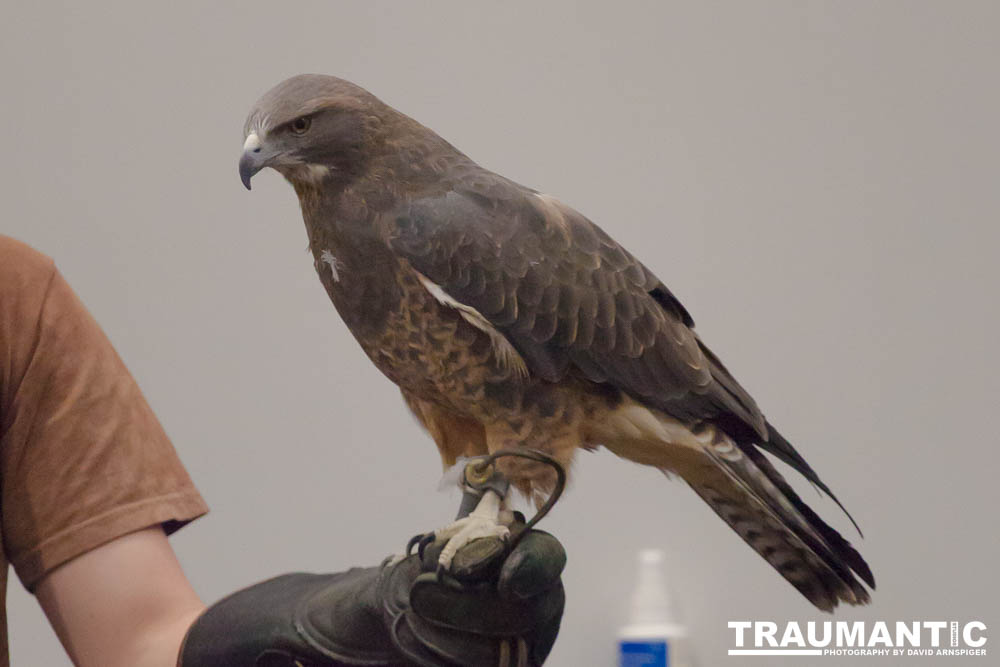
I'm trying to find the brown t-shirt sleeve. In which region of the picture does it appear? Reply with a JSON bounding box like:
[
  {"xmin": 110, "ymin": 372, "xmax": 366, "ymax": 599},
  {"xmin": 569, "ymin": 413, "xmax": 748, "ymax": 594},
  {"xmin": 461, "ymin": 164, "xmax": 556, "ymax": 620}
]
[{"xmin": 0, "ymin": 237, "xmax": 208, "ymax": 590}]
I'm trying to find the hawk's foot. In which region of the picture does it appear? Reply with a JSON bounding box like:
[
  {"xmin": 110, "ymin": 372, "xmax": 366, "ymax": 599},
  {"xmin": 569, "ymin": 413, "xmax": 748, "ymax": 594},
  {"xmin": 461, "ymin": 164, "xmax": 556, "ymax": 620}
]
[{"xmin": 435, "ymin": 490, "xmax": 512, "ymax": 570}]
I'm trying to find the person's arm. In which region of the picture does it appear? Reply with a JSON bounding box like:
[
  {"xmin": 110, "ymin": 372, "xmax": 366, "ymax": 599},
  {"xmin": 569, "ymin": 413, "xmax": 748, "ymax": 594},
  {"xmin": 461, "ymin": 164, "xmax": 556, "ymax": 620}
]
[
  {"xmin": 35, "ymin": 527, "xmax": 205, "ymax": 667},
  {"xmin": 0, "ymin": 240, "xmax": 209, "ymax": 664}
]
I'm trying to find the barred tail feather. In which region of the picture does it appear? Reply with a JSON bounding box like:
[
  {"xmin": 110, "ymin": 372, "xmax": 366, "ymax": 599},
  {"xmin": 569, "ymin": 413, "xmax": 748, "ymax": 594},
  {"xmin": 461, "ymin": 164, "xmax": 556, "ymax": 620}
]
[{"xmin": 671, "ymin": 426, "xmax": 873, "ymax": 611}]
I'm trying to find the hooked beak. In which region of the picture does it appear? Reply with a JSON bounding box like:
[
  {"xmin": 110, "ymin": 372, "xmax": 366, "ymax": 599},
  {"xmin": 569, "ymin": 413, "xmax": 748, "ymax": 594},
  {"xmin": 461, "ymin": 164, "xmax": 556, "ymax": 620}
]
[{"xmin": 239, "ymin": 133, "xmax": 266, "ymax": 190}]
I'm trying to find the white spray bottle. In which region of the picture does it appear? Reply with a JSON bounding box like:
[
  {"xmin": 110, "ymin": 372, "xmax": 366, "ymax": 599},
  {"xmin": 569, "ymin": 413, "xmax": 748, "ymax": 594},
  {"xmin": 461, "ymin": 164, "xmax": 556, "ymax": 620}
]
[{"xmin": 617, "ymin": 549, "xmax": 696, "ymax": 667}]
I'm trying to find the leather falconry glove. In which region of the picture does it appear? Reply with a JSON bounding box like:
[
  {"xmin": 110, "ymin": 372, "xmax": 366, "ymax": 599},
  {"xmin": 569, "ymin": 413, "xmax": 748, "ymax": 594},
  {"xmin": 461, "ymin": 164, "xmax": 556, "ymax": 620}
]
[{"xmin": 177, "ymin": 523, "xmax": 566, "ymax": 666}]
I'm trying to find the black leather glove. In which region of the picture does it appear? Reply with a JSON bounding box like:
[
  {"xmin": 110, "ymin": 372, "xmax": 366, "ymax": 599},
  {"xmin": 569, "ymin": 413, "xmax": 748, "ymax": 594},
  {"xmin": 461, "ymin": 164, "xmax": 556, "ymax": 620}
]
[{"xmin": 178, "ymin": 526, "xmax": 566, "ymax": 666}]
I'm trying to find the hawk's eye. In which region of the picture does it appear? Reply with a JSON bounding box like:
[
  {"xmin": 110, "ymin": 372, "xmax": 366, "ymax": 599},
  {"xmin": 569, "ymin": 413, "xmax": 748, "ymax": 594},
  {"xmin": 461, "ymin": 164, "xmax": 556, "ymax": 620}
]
[{"xmin": 290, "ymin": 116, "xmax": 312, "ymax": 135}]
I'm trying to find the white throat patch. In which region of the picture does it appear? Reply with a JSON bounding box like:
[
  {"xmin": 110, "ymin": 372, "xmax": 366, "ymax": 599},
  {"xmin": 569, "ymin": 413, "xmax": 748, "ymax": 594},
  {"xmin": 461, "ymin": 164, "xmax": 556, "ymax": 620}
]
[{"xmin": 289, "ymin": 163, "xmax": 331, "ymax": 185}]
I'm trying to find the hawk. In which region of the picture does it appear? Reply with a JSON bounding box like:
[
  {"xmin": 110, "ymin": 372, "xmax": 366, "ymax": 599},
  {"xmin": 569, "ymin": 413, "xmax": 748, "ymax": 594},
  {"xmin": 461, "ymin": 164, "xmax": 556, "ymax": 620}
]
[{"xmin": 238, "ymin": 74, "xmax": 873, "ymax": 611}]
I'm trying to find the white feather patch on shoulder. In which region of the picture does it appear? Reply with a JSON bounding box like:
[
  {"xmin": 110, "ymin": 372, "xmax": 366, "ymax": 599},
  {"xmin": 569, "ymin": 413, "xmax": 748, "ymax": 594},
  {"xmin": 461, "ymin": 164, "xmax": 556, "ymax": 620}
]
[
  {"xmin": 320, "ymin": 249, "xmax": 341, "ymax": 282},
  {"xmin": 416, "ymin": 271, "xmax": 529, "ymax": 380}
]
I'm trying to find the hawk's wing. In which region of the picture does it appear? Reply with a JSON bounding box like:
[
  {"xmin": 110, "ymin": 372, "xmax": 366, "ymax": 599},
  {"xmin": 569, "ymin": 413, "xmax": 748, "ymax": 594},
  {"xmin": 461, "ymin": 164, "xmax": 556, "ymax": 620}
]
[
  {"xmin": 381, "ymin": 178, "xmax": 765, "ymax": 436},
  {"xmin": 380, "ymin": 176, "xmax": 858, "ymax": 526}
]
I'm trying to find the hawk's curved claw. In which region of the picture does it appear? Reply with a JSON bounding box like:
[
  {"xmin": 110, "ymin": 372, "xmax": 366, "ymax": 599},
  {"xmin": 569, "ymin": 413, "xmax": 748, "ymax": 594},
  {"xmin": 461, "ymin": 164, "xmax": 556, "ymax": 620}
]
[
  {"xmin": 416, "ymin": 533, "xmax": 436, "ymax": 561},
  {"xmin": 405, "ymin": 533, "xmax": 425, "ymax": 556}
]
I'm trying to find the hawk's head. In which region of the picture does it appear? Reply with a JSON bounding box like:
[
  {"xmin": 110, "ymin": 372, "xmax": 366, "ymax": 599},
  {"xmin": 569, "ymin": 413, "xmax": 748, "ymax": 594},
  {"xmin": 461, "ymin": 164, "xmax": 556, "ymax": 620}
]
[{"xmin": 238, "ymin": 74, "xmax": 390, "ymax": 191}]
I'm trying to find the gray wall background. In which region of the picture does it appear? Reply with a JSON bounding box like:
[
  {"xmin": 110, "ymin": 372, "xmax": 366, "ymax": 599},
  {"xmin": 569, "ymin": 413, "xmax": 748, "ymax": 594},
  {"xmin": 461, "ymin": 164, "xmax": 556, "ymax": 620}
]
[{"xmin": 2, "ymin": 1, "xmax": 998, "ymax": 665}]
